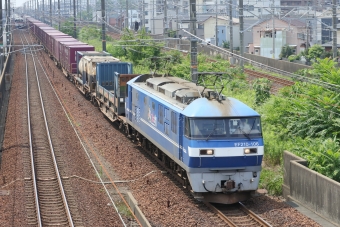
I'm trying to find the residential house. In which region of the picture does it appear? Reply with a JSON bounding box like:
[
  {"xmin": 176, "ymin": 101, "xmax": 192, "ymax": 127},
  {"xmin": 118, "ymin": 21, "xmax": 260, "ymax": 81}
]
[
  {"xmin": 320, "ymin": 23, "xmax": 340, "ymax": 52},
  {"xmin": 143, "ymin": 0, "xmax": 190, "ymax": 34},
  {"xmin": 249, "ymin": 18, "xmax": 306, "ymax": 59},
  {"xmin": 201, "ymin": 16, "xmax": 239, "ymax": 47}
]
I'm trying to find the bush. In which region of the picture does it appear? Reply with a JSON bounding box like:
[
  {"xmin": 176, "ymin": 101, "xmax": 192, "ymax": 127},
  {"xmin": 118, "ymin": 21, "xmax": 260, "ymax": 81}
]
[
  {"xmin": 252, "ymin": 78, "xmax": 271, "ymax": 106},
  {"xmin": 279, "ymin": 45, "xmax": 293, "ymax": 59},
  {"xmin": 288, "ymin": 55, "xmax": 297, "ymax": 62}
]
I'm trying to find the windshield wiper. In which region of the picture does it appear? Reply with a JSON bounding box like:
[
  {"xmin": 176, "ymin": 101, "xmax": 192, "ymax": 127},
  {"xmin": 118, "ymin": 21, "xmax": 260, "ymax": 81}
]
[
  {"xmin": 238, "ymin": 126, "xmax": 251, "ymax": 140},
  {"xmin": 246, "ymin": 120, "xmax": 256, "ymax": 138},
  {"xmin": 205, "ymin": 125, "xmax": 217, "ymax": 141}
]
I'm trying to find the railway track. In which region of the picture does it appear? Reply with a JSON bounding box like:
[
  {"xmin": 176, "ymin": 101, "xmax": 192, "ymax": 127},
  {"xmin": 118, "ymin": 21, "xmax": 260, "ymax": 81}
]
[
  {"xmin": 245, "ymin": 69, "xmax": 295, "ymax": 94},
  {"xmin": 33, "ymin": 32, "xmax": 142, "ymax": 227},
  {"xmin": 21, "ymin": 29, "xmax": 77, "ymax": 226},
  {"xmin": 245, "ymin": 69, "xmax": 295, "ymax": 87},
  {"xmin": 202, "ymin": 56, "xmax": 295, "ymax": 92},
  {"xmin": 205, "ymin": 201, "xmax": 272, "ymax": 227}
]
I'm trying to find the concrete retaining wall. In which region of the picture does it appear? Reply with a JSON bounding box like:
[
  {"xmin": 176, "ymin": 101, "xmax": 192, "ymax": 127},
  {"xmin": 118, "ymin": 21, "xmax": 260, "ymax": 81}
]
[
  {"xmin": 283, "ymin": 151, "xmax": 340, "ymax": 226},
  {"xmin": 126, "ymin": 192, "xmax": 151, "ymax": 227}
]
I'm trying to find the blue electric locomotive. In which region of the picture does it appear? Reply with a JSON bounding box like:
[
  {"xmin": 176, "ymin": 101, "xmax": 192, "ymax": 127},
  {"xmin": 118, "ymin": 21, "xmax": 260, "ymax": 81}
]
[{"xmin": 125, "ymin": 73, "xmax": 263, "ymax": 204}]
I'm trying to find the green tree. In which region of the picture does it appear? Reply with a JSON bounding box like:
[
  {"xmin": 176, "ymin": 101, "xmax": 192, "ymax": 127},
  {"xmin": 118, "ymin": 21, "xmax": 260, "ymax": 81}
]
[
  {"xmin": 307, "ymin": 44, "xmax": 324, "ymax": 61},
  {"xmin": 279, "ymin": 45, "xmax": 293, "ymax": 59},
  {"xmin": 222, "ymin": 41, "xmax": 230, "ymax": 49},
  {"xmin": 60, "ymin": 19, "xmax": 79, "ymax": 38},
  {"xmin": 79, "ymin": 25, "xmax": 101, "ymax": 41},
  {"xmin": 116, "ymin": 28, "xmax": 162, "ymax": 64}
]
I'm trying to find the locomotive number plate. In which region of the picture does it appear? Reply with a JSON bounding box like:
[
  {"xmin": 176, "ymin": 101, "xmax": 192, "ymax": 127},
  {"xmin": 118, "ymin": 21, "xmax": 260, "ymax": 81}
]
[{"xmin": 234, "ymin": 142, "xmax": 259, "ymax": 147}]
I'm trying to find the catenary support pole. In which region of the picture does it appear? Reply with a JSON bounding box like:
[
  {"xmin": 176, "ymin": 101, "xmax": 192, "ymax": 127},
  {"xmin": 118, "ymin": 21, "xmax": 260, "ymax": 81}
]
[
  {"xmin": 229, "ymin": 0, "xmax": 233, "ymax": 63},
  {"xmin": 142, "ymin": 0, "xmax": 145, "ymax": 29},
  {"xmin": 58, "ymin": 0, "xmax": 60, "ymax": 30},
  {"xmin": 189, "ymin": 0, "xmax": 197, "ymax": 83},
  {"xmin": 50, "ymin": 0, "xmax": 52, "ymax": 26},
  {"xmin": 272, "ymin": 0, "xmax": 275, "ymax": 59},
  {"xmin": 101, "ymin": 0, "xmax": 106, "ymax": 51},
  {"xmin": 239, "ymin": 0, "xmax": 243, "ymax": 70},
  {"xmin": 332, "ymin": 0, "xmax": 337, "ymax": 59},
  {"xmin": 73, "ymin": 0, "xmax": 76, "ymax": 38},
  {"xmin": 126, "ymin": 0, "xmax": 129, "ymax": 29},
  {"xmin": 215, "ymin": 0, "xmax": 218, "ymax": 46},
  {"xmin": 164, "ymin": 0, "xmax": 167, "ymax": 37}
]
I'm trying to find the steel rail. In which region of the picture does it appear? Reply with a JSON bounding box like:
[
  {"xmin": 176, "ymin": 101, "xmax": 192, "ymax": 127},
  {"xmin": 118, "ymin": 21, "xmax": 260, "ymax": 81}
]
[
  {"xmin": 203, "ymin": 202, "xmax": 237, "ymax": 227},
  {"xmin": 239, "ymin": 202, "xmax": 272, "ymax": 227},
  {"xmin": 22, "ymin": 31, "xmax": 74, "ymax": 227},
  {"xmin": 36, "ymin": 46, "xmax": 129, "ymax": 227},
  {"xmin": 204, "ymin": 201, "xmax": 273, "ymax": 227},
  {"xmin": 21, "ymin": 29, "xmax": 43, "ymax": 227}
]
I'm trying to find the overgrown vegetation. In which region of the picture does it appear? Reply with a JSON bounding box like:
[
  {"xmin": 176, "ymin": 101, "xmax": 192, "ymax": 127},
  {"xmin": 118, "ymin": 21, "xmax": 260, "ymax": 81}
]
[{"xmin": 76, "ymin": 24, "xmax": 340, "ymax": 194}]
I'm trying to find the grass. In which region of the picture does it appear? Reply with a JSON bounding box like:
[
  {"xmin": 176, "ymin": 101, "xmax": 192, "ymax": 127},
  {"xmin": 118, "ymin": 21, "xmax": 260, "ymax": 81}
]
[
  {"xmin": 259, "ymin": 167, "xmax": 283, "ymax": 196},
  {"xmin": 116, "ymin": 200, "xmax": 133, "ymax": 218}
]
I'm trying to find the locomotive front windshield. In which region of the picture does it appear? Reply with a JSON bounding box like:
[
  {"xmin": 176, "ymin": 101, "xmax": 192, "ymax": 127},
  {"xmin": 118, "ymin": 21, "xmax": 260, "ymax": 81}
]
[{"xmin": 185, "ymin": 117, "xmax": 262, "ymax": 139}]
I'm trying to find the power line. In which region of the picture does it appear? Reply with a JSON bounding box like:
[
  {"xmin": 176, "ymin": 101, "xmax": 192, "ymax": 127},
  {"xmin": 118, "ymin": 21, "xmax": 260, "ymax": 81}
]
[{"xmin": 182, "ymin": 28, "xmax": 340, "ymax": 92}]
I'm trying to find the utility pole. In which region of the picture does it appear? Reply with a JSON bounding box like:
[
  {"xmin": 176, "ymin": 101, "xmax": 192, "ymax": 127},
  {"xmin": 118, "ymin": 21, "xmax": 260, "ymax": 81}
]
[
  {"xmin": 73, "ymin": 0, "xmax": 76, "ymax": 38},
  {"xmin": 215, "ymin": 0, "xmax": 218, "ymax": 46},
  {"xmin": 332, "ymin": 0, "xmax": 337, "ymax": 59},
  {"xmin": 189, "ymin": 0, "xmax": 197, "ymax": 83},
  {"xmin": 272, "ymin": 0, "xmax": 275, "ymax": 59},
  {"xmin": 229, "ymin": 0, "xmax": 233, "ymax": 63},
  {"xmin": 101, "ymin": 0, "xmax": 106, "ymax": 51},
  {"xmin": 239, "ymin": 0, "xmax": 243, "ymax": 70}
]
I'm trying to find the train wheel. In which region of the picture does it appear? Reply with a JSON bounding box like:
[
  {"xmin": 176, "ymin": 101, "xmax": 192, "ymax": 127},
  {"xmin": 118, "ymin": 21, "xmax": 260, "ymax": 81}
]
[{"xmin": 92, "ymin": 97, "xmax": 98, "ymax": 107}]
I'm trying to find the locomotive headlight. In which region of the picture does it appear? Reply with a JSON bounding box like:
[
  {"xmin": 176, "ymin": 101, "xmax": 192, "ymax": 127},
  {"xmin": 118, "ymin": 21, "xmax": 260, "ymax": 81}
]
[
  {"xmin": 200, "ymin": 149, "xmax": 214, "ymax": 155},
  {"xmin": 244, "ymin": 148, "xmax": 257, "ymax": 154}
]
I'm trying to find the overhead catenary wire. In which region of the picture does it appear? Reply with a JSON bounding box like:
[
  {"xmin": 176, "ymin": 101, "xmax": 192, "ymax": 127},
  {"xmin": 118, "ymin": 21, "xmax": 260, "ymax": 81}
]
[{"xmin": 181, "ymin": 28, "xmax": 340, "ymax": 92}]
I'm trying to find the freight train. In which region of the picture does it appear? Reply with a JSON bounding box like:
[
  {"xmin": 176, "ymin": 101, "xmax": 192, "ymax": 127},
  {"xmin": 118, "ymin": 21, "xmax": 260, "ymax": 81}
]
[{"xmin": 25, "ymin": 16, "xmax": 264, "ymax": 204}]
